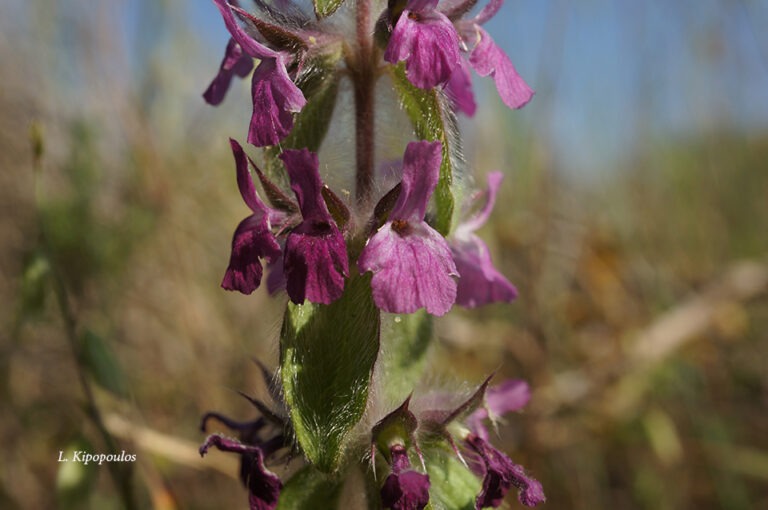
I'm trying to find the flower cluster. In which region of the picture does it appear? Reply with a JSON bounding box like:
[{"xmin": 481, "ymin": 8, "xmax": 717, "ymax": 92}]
[
  {"xmin": 371, "ymin": 379, "xmax": 544, "ymax": 510},
  {"xmin": 199, "ymin": 0, "xmax": 542, "ymax": 508},
  {"xmin": 222, "ymin": 137, "xmax": 516, "ymax": 315}
]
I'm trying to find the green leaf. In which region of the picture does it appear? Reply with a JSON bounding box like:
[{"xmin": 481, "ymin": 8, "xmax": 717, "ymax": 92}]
[
  {"xmin": 280, "ymin": 274, "xmax": 380, "ymax": 472},
  {"xmin": 79, "ymin": 330, "xmax": 127, "ymax": 398},
  {"xmin": 313, "ymin": 0, "xmax": 345, "ymax": 19},
  {"xmin": 377, "ymin": 311, "xmax": 433, "ymax": 403},
  {"xmin": 424, "ymin": 448, "xmax": 481, "ymax": 510},
  {"xmin": 390, "ymin": 64, "xmax": 463, "ymax": 235},
  {"xmin": 277, "ymin": 466, "xmax": 342, "ymax": 510}
]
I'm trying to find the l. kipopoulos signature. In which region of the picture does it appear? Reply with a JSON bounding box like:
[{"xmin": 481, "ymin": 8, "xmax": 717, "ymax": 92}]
[{"xmin": 57, "ymin": 450, "xmax": 136, "ymax": 465}]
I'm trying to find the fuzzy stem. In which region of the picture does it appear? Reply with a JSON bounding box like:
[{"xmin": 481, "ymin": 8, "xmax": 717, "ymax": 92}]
[{"xmin": 353, "ymin": 0, "xmax": 375, "ymax": 209}]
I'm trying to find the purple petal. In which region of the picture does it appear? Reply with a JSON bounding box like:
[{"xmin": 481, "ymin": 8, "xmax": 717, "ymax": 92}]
[
  {"xmin": 451, "ymin": 172, "xmax": 516, "ymax": 308},
  {"xmin": 465, "ymin": 435, "xmax": 545, "ymax": 508},
  {"xmin": 204, "ymin": 38, "xmax": 254, "ymax": 105},
  {"xmin": 198, "ymin": 434, "xmax": 283, "ymax": 510},
  {"xmin": 284, "ymin": 225, "xmax": 348, "ymax": 304},
  {"xmin": 222, "ymin": 140, "xmax": 281, "ymax": 294},
  {"xmin": 468, "ymin": 27, "xmax": 533, "ymax": 109},
  {"xmin": 391, "ymin": 141, "xmax": 442, "ymax": 221},
  {"xmin": 281, "ymin": 149, "xmax": 348, "ymax": 304},
  {"xmin": 222, "ymin": 214, "xmax": 282, "ymax": 294},
  {"xmin": 381, "ymin": 470, "xmax": 431, "ymax": 510},
  {"xmin": 385, "ymin": 7, "xmax": 461, "ymax": 89},
  {"xmin": 381, "ymin": 445, "xmax": 431, "ymax": 510},
  {"xmin": 460, "ymin": 171, "xmax": 502, "ymax": 233},
  {"xmin": 445, "ymin": 59, "xmax": 477, "ymax": 116},
  {"xmin": 466, "ymin": 380, "xmax": 530, "ymax": 440},
  {"xmin": 230, "ymin": 138, "xmax": 268, "ymax": 215},
  {"xmin": 247, "ymin": 57, "xmax": 307, "ymax": 147},
  {"xmin": 212, "ymin": 0, "xmax": 278, "ymax": 61},
  {"xmin": 280, "ymin": 150, "xmax": 328, "ymax": 222},
  {"xmin": 473, "ymin": 0, "xmax": 503, "ymax": 25},
  {"xmin": 358, "ymin": 221, "xmax": 457, "ymax": 315},
  {"xmin": 485, "ymin": 380, "xmax": 530, "ymax": 417},
  {"xmin": 452, "ymin": 236, "xmax": 517, "ymax": 308}
]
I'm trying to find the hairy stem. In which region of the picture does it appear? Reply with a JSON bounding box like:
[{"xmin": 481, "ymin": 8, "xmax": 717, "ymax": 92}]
[{"xmin": 353, "ymin": 0, "xmax": 375, "ymax": 209}]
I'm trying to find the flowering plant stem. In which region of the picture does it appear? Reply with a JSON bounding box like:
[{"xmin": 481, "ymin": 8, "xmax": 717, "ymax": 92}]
[{"xmin": 353, "ymin": 0, "xmax": 376, "ymax": 208}]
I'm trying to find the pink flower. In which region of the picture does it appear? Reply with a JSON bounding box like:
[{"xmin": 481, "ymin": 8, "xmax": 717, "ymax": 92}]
[
  {"xmin": 450, "ymin": 171, "xmax": 518, "ymax": 307},
  {"xmin": 384, "ymin": 0, "xmax": 461, "ymax": 89},
  {"xmin": 210, "ymin": 0, "xmax": 306, "ymax": 146},
  {"xmin": 358, "ymin": 141, "xmax": 458, "ymax": 316}
]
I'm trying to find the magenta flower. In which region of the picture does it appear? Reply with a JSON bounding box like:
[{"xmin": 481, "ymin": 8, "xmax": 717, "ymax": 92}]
[
  {"xmin": 281, "ymin": 149, "xmax": 348, "ymax": 305},
  {"xmin": 414, "ymin": 378, "xmax": 544, "ymax": 508},
  {"xmin": 203, "ymin": 38, "xmax": 254, "ymax": 105},
  {"xmin": 450, "ymin": 171, "xmax": 518, "ymax": 308},
  {"xmin": 384, "ymin": 0, "xmax": 461, "ymax": 89},
  {"xmin": 222, "ymin": 139, "xmax": 282, "ymax": 294},
  {"xmin": 200, "ymin": 434, "xmax": 284, "ymax": 510},
  {"xmin": 454, "ymin": 0, "xmax": 534, "ymax": 112},
  {"xmin": 465, "ymin": 434, "xmax": 545, "ymax": 509},
  {"xmin": 358, "ymin": 141, "xmax": 458, "ymax": 316},
  {"xmin": 211, "ymin": 0, "xmax": 306, "ymax": 146},
  {"xmin": 381, "ymin": 444, "xmax": 431, "ymax": 510}
]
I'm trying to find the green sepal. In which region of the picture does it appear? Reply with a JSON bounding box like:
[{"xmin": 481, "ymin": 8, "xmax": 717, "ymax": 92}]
[
  {"xmin": 280, "ymin": 274, "xmax": 380, "ymax": 472},
  {"xmin": 277, "ymin": 466, "xmax": 342, "ymax": 510},
  {"xmin": 232, "ymin": 5, "xmax": 308, "ymax": 53},
  {"xmin": 377, "ymin": 311, "xmax": 433, "ymax": 404},
  {"xmin": 423, "ymin": 447, "xmax": 482, "ymax": 510},
  {"xmin": 390, "ymin": 64, "xmax": 463, "ymax": 235},
  {"xmin": 313, "ymin": 0, "xmax": 346, "ymax": 19}
]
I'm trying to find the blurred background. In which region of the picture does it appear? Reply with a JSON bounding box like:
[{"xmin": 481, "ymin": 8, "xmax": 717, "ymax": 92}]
[{"xmin": 1, "ymin": 0, "xmax": 767, "ymax": 508}]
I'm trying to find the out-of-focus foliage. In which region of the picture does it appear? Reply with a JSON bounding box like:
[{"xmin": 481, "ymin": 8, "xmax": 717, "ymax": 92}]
[{"xmin": 1, "ymin": 0, "xmax": 766, "ymax": 509}]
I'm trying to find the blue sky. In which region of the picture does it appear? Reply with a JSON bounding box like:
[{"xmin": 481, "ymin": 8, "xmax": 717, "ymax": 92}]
[
  {"xmin": 7, "ymin": 0, "xmax": 768, "ymax": 175},
  {"xmin": 185, "ymin": 0, "xmax": 768, "ymax": 173}
]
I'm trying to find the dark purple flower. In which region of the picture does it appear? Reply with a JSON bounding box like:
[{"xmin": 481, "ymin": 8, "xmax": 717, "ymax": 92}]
[
  {"xmin": 453, "ymin": 0, "xmax": 533, "ymax": 112},
  {"xmin": 358, "ymin": 141, "xmax": 457, "ymax": 316},
  {"xmin": 465, "ymin": 379, "xmax": 530, "ymax": 441},
  {"xmin": 200, "ymin": 434, "xmax": 283, "ymax": 510},
  {"xmin": 381, "ymin": 444, "xmax": 431, "ymax": 510},
  {"xmin": 203, "ymin": 38, "xmax": 254, "ymax": 105},
  {"xmin": 465, "ymin": 434, "xmax": 545, "ymax": 508},
  {"xmin": 450, "ymin": 171, "xmax": 517, "ymax": 308},
  {"xmin": 385, "ymin": 0, "xmax": 461, "ymax": 89},
  {"xmin": 222, "ymin": 139, "xmax": 282, "ymax": 294},
  {"xmin": 211, "ymin": 0, "xmax": 306, "ymax": 146},
  {"xmin": 281, "ymin": 149, "xmax": 348, "ymax": 305}
]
